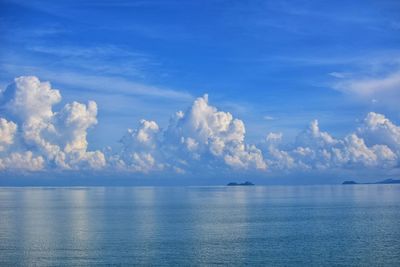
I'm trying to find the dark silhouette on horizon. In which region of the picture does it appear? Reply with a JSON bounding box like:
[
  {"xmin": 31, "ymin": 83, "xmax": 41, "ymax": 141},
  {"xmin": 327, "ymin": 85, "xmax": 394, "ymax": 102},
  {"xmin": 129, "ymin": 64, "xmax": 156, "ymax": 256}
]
[
  {"xmin": 227, "ymin": 181, "xmax": 255, "ymax": 186},
  {"xmin": 342, "ymin": 179, "xmax": 400, "ymax": 185}
]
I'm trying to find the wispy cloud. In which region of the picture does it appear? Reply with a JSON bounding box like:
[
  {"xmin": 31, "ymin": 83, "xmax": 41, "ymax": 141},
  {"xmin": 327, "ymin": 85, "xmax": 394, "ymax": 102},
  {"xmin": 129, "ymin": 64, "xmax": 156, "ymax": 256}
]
[
  {"xmin": 27, "ymin": 44, "xmax": 147, "ymax": 58},
  {"xmin": 263, "ymin": 115, "xmax": 275, "ymax": 121},
  {"xmin": 1, "ymin": 63, "xmax": 192, "ymax": 101},
  {"xmin": 42, "ymin": 70, "xmax": 192, "ymax": 100},
  {"xmin": 327, "ymin": 51, "xmax": 400, "ymax": 108},
  {"xmin": 25, "ymin": 44, "xmax": 156, "ymax": 77},
  {"xmin": 328, "ymin": 72, "xmax": 347, "ymax": 78},
  {"xmin": 333, "ymin": 71, "xmax": 400, "ymax": 97}
]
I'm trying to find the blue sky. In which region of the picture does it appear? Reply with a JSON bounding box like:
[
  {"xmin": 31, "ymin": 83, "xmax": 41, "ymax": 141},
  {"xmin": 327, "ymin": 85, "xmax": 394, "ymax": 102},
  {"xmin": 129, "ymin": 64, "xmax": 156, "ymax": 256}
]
[{"xmin": 1, "ymin": 0, "xmax": 400, "ymax": 184}]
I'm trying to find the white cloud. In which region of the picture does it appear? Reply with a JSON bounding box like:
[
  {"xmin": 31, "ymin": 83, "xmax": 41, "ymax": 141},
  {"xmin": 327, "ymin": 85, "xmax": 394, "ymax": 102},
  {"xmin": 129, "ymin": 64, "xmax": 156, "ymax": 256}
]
[
  {"xmin": 112, "ymin": 94, "xmax": 267, "ymax": 173},
  {"xmin": 115, "ymin": 119, "xmax": 164, "ymax": 172},
  {"xmin": 1, "ymin": 62, "xmax": 192, "ymax": 101},
  {"xmin": 358, "ymin": 112, "xmax": 400, "ymax": 152},
  {"xmin": 296, "ymin": 120, "xmax": 338, "ymax": 148},
  {"xmin": 165, "ymin": 95, "xmax": 267, "ymax": 171},
  {"xmin": 0, "ymin": 118, "xmax": 17, "ymax": 152},
  {"xmin": 266, "ymin": 132, "xmax": 282, "ymax": 143},
  {"xmin": 327, "ymin": 52, "xmax": 400, "ymax": 109},
  {"xmin": 1, "ymin": 78, "xmax": 266, "ymax": 174},
  {"xmin": 329, "ymin": 72, "xmax": 347, "ymax": 78},
  {"xmin": 339, "ymin": 134, "xmax": 396, "ymax": 167},
  {"xmin": 1, "ymin": 76, "xmax": 400, "ymax": 177},
  {"xmin": 264, "ymin": 114, "xmax": 399, "ymax": 171},
  {"xmin": 263, "ymin": 115, "xmax": 275, "ymax": 120},
  {"xmin": 3, "ymin": 76, "xmax": 61, "ymax": 121},
  {"xmin": 334, "ymin": 71, "xmax": 400, "ymax": 98},
  {"xmin": 0, "ymin": 76, "xmax": 105, "ymax": 171},
  {"xmin": 0, "ymin": 151, "xmax": 45, "ymax": 171}
]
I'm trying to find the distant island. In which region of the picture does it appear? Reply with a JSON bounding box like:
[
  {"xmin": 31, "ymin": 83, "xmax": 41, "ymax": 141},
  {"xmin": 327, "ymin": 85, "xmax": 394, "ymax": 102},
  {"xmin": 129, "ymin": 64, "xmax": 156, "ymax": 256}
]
[
  {"xmin": 342, "ymin": 181, "xmax": 358, "ymax": 185},
  {"xmin": 227, "ymin": 181, "xmax": 255, "ymax": 186},
  {"xmin": 342, "ymin": 179, "xmax": 400, "ymax": 185}
]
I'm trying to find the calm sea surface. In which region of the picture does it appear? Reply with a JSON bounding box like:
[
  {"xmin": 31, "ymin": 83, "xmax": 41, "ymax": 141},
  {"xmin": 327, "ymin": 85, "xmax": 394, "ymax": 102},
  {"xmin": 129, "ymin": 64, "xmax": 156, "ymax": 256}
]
[{"xmin": 0, "ymin": 185, "xmax": 399, "ymax": 266}]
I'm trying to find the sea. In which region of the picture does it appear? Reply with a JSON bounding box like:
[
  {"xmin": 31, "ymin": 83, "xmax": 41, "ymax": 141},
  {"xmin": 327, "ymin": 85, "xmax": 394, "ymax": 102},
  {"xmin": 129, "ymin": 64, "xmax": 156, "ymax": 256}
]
[{"xmin": 0, "ymin": 185, "xmax": 399, "ymax": 266}]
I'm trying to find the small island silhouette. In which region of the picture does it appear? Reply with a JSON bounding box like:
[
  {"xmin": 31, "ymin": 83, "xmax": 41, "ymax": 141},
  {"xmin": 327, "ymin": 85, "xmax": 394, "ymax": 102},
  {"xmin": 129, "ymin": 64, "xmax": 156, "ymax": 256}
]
[
  {"xmin": 227, "ymin": 181, "xmax": 254, "ymax": 186},
  {"xmin": 342, "ymin": 178, "xmax": 400, "ymax": 185}
]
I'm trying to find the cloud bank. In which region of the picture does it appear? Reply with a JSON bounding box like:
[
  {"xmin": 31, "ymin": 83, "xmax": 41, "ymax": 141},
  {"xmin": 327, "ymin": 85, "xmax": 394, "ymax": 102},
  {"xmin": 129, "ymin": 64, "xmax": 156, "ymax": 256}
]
[
  {"xmin": 1, "ymin": 76, "xmax": 400, "ymax": 177},
  {"xmin": 263, "ymin": 114, "xmax": 399, "ymax": 172}
]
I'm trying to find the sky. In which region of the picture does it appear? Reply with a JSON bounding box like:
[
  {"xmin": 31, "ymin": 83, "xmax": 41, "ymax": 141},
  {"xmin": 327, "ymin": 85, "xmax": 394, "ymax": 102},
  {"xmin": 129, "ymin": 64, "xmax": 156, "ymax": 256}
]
[{"xmin": 0, "ymin": 0, "xmax": 400, "ymax": 185}]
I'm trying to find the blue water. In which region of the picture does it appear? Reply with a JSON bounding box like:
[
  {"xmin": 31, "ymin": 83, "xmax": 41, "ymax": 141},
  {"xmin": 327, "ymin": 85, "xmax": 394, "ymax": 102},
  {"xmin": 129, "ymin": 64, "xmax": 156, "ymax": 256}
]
[{"xmin": 0, "ymin": 185, "xmax": 399, "ymax": 266}]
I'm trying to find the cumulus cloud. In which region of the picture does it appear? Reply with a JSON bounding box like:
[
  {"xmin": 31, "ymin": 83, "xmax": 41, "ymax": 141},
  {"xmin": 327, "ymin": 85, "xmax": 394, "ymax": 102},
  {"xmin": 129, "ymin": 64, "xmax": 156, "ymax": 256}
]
[
  {"xmin": 0, "ymin": 78, "xmax": 265, "ymax": 174},
  {"xmin": 0, "ymin": 118, "xmax": 17, "ymax": 152},
  {"xmin": 1, "ymin": 76, "xmax": 400, "ymax": 177},
  {"xmin": 264, "ymin": 114, "xmax": 399, "ymax": 171},
  {"xmin": 0, "ymin": 151, "xmax": 45, "ymax": 171},
  {"xmin": 115, "ymin": 119, "xmax": 164, "ymax": 173},
  {"xmin": 111, "ymin": 95, "xmax": 267, "ymax": 173},
  {"xmin": 165, "ymin": 95, "xmax": 266, "ymax": 171},
  {"xmin": 358, "ymin": 112, "xmax": 400, "ymax": 153},
  {"xmin": 0, "ymin": 76, "xmax": 105, "ymax": 171}
]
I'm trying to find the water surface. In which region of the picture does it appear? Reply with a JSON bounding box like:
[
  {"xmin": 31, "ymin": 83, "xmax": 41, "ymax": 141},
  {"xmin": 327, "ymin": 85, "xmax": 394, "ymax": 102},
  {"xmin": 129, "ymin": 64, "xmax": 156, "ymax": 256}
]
[{"xmin": 1, "ymin": 185, "xmax": 399, "ymax": 266}]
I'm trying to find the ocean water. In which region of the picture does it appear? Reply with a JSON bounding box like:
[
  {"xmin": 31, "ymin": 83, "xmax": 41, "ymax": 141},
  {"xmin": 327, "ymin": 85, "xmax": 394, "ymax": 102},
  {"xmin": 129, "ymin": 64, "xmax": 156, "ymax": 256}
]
[{"xmin": 0, "ymin": 185, "xmax": 399, "ymax": 266}]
